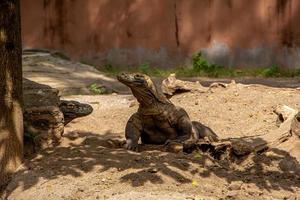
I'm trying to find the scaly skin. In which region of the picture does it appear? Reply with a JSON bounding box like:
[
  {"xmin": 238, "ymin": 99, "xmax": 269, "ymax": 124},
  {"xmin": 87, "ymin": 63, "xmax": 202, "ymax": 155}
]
[
  {"xmin": 59, "ymin": 100, "xmax": 93, "ymax": 125},
  {"xmin": 117, "ymin": 72, "xmax": 218, "ymax": 151}
]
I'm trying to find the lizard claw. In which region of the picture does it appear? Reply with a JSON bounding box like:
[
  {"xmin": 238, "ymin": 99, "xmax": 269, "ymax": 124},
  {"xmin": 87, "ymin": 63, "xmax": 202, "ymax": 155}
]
[{"xmin": 124, "ymin": 140, "xmax": 139, "ymax": 152}]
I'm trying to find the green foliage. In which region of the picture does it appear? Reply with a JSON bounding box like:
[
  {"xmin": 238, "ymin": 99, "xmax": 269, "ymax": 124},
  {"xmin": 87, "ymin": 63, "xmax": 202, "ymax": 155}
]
[
  {"xmin": 296, "ymin": 69, "xmax": 300, "ymax": 76},
  {"xmin": 89, "ymin": 83, "xmax": 106, "ymax": 94},
  {"xmin": 192, "ymin": 52, "xmax": 223, "ymax": 73},
  {"xmin": 137, "ymin": 63, "xmax": 172, "ymax": 77},
  {"xmin": 86, "ymin": 52, "xmax": 300, "ymax": 78},
  {"xmin": 192, "ymin": 52, "xmax": 212, "ymax": 72},
  {"xmin": 261, "ymin": 65, "xmax": 280, "ymax": 77},
  {"xmin": 138, "ymin": 63, "xmax": 151, "ymax": 74},
  {"xmin": 102, "ymin": 64, "xmax": 119, "ymax": 74},
  {"xmin": 190, "ymin": 52, "xmax": 237, "ymax": 77}
]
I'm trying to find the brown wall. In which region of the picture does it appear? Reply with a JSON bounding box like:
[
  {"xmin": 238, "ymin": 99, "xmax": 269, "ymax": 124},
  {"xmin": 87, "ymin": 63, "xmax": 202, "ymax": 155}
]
[{"xmin": 21, "ymin": 0, "xmax": 300, "ymax": 68}]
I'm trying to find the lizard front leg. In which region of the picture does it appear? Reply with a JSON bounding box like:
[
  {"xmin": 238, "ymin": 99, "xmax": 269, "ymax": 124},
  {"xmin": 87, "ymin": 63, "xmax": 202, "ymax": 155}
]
[
  {"xmin": 175, "ymin": 107, "xmax": 198, "ymax": 141},
  {"xmin": 125, "ymin": 113, "xmax": 143, "ymax": 151},
  {"xmin": 164, "ymin": 108, "xmax": 197, "ymax": 146},
  {"xmin": 176, "ymin": 115, "xmax": 198, "ymax": 143}
]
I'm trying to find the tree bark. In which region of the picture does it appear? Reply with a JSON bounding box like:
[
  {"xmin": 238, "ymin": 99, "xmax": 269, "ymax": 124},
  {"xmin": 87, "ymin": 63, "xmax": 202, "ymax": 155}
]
[{"xmin": 0, "ymin": 0, "xmax": 23, "ymax": 187}]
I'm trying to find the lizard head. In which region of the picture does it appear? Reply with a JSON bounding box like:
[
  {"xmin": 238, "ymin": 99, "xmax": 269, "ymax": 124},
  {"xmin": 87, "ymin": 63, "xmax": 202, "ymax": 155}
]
[
  {"xmin": 117, "ymin": 72, "xmax": 151, "ymax": 87},
  {"xmin": 117, "ymin": 72, "xmax": 169, "ymax": 105},
  {"xmin": 59, "ymin": 100, "xmax": 93, "ymax": 125}
]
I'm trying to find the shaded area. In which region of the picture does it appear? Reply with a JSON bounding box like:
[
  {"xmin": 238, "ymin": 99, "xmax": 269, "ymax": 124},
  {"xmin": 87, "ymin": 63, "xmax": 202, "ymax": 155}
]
[
  {"xmin": 0, "ymin": 0, "xmax": 23, "ymax": 190},
  {"xmin": 3, "ymin": 130, "xmax": 300, "ymax": 198}
]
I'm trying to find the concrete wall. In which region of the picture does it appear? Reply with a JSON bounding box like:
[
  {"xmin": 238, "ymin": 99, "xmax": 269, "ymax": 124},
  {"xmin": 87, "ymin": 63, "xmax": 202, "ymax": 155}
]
[{"xmin": 21, "ymin": 0, "xmax": 300, "ymax": 68}]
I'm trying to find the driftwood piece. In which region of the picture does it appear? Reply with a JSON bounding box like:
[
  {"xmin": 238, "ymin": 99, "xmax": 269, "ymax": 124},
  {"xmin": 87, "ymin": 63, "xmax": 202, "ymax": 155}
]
[
  {"xmin": 161, "ymin": 74, "xmax": 206, "ymax": 96},
  {"xmin": 229, "ymin": 105, "xmax": 298, "ymax": 156},
  {"xmin": 209, "ymin": 82, "xmax": 228, "ymax": 89},
  {"xmin": 291, "ymin": 112, "xmax": 300, "ymax": 138},
  {"xmin": 185, "ymin": 105, "xmax": 300, "ymax": 158}
]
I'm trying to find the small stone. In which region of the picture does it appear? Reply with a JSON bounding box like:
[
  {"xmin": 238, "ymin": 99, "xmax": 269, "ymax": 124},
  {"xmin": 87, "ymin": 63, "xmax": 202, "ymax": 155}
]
[
  {"xmin": 129, "ymin": 101, "xmax": 136, "ymax": 107},
  {"xmin": 147, "ymin": 168, "xmax": 158, "ymax": 173},
  {"xmin": 228, "ymin": 181, "xmax": 243, "ymax": 190},
  {"xmin": 225, "ymin": 190, "xmax": 239, "ymax": 198},
  {"xmin": 165, "ymin": 142, "xmax": 183, "ymax": 153},
  {"xmin": 195, "ymin": 101, "xmax": 199, "ymax": 105},
  {"xmin": 185, "ymin": 197, "xmax": 195, "ymax": 200}
]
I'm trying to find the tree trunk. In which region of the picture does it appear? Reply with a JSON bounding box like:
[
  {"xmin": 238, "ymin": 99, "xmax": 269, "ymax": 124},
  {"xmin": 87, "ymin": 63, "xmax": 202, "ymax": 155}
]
[{"xmin": 0, "ymin": 0, "xmax": 23, "ymax": 187}]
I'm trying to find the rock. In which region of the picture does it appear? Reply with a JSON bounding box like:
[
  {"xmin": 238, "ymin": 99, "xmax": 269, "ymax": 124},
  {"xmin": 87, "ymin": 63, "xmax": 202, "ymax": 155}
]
[
  {"xmin": 228, "ymin": 181, "xmax": 243, "ymax": 190},
  {"xmin": 23, "ymin": 79, "xmax": 64, "ymax": 150},
  {"xmin": 147, "ymin": 168, "xmax": 158, "ymax": 173},
  {"xmin": 209, "ymin": 82, "xmax": 228, "ymax": 89}
]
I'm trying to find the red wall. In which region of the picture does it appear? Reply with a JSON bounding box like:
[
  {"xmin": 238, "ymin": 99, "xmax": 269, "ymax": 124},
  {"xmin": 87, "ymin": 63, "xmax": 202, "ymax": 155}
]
[{"xmin": 21, "ymin": 0, "xmax": 300, "ymax": 68}]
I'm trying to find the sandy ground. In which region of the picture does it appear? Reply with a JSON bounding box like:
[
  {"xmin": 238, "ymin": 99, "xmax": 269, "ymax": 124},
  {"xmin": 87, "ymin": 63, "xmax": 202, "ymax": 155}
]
[
  {"xmin": 2, "ymin": 82, "xmax": 300, "ymax": 200},
  {"xmin": 2, "ymin": 53, "xmax": 300, "ymax": 199}
]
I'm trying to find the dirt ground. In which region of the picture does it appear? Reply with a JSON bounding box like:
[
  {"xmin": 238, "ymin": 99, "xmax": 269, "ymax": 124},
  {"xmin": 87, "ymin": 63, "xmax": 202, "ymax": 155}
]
[
  {"xmin": 2, "ymin": 53, "xmax": 300, "ymax": 199},
  {"xmin": 2, "ymin": 80, "xmax": 300, "ymax": 200}
]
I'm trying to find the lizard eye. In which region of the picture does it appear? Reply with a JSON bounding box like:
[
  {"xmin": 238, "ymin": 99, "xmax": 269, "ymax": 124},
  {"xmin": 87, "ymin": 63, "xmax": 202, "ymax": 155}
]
[
  {"xmin": 134, "ymin": 74, "xmax": 145, "ymax": 83},
  {"xmin": 134, "ymin": 74, "xmax": 143, "ymax": 79}
]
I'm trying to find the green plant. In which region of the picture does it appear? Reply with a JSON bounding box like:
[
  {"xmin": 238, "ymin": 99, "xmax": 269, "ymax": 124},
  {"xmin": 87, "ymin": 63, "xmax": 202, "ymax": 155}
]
[
  {"xmin": 295, "ymin": 69, "xmax": 300, "ymax": 76},
  {"xmin": 192, "ymin": 52, "xmax": 224, "ymax": 74},
  {"xmin": 103, "ymin": 64, "xmax": 113, "ymax": 71},
  {"xmin": 89, "ymin": 83, "xmax": 106, "ymax": 94},
  {"xmin": 88, "ymin": 54, "xmax": 300, "ymax": 78},
  {"xmin": 261, "ymin": 65, "xmax": 280, "ymax": 77},
  {"xmin": 138, "ymin": 63, "xmax": 151, "ymax": 74}
]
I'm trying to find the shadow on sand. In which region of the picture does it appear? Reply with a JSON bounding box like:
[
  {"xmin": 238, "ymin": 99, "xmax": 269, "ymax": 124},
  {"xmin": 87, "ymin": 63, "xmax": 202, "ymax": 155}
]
[{"xmin": 3, "ymin": 130, "xmax": 300, "ymax": 199}]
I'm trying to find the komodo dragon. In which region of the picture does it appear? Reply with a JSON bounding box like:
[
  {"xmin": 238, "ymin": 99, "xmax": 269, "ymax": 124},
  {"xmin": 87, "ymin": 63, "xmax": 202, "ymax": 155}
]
[
  {"xmin": 23, "ymin": 78, "xmax": 93, "ymax": 151},
  {"xmin": 59, "ymin": 100, "xmax": 93, "ymax": 125},
  {"xmin": 117, "ymin": 72, "xmax": 218, "ymax": 151}
]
